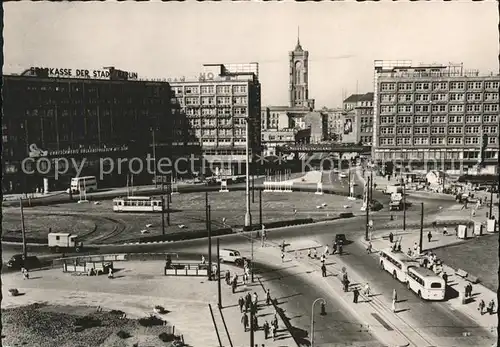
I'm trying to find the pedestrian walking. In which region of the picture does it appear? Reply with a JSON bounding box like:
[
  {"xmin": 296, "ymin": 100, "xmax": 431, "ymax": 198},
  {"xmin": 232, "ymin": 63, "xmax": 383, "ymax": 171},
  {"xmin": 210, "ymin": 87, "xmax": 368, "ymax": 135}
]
[
  {"xmin": 281, "ymin": 251, "xmax": 285, "ymax": 263},
  {"xmin": 272, "ymin": 324, "xmax": 277, "ymax": 340},
  {"xmin": 443, "ymin": 226, "xmax": 448, "ymax": 235},
  {"xmin": 332, "ymin": 242, "xmax": 337, "ymax": 255},
  {"xmin": 241, "ymin": 312, "xmax": 249, "ymax": 332},
  {"xmin": 366, "ymin": 241, "xmax": 372, "ymax": 254},
  {"xmin": 320, "ymin": 254, "xmax": 326, "ymax": 265},
  {"xmin": 307, "ymin": 248, "xmax": 311, "ymax": 258},
  {"xmin": 238, "ymin": 297, "xmax": 245, "ymax": 312},
  {"xmin": 364, "ymin": 283, "xmax": 371, "ymax": 297},
  {"xmin": 324, "ymin": 245, "xmax": 330, "ymax": 255},
  {"xmin": 442, "ymin": 272, "xmax": 448, "ymax": 285},
  {"xmin": 266, "ymin": 289, "xmax": 272, "ymax": 305},
  {"xmin": 321, "ymin": 264, "xmax": 327, "ymax": 277},
  {"xmin": 353, "ymin": 287, "xmax": 360, "ymax": 303},
  {"xmin": 253, "ymin": 292, "xmax": 259, "ymax": 305},
  {"xmin": 478, "ymin": 299, "xmax": 485, "ymax": 315},
  {"xmin": 232, "ymin": 278, "xmax": 237, "ymax": 293},
  {"xmin": 263, "ymin": 321, "xmax": 270, "ymax": 339},
  {"xmin": 108, "ymin": 267, "xmax": 114, "ymax": 279},
  {"xmin": 389, "ymin": 232, "xmax": 394, "ymax": 243},
  {"xmin": 488, "ymin": 299, "xmax": 495, "ymax": 315},
  {"xmin": 392, "ymin": 289, "xmax": 397, "ymax": 312},
  {"xmin": 427, "ymin": 231, "xmax": 432, "ymax": 243},
  {"xmin": 343, "ymin": 278, "xmax": 350, "ymax": 292},
  {"xmin": 272, "ymin": 314, "xmax": 278, "ymax": 329},
  {"xmin": 201, "ymin": 255, "xmax": 206, "ymax": 264},
  {"xmin": 313, "ymin": 248, "xmax": 318, "ymax": 258},
  {"xmin": 242, "ymin": 273, "xmax": 247, "ymax": 285},
  {"xmin": 413, "ymin": 242, "xmax": 418, "ymax": 252},
  {"xmin": 338, "ymin": 244, "xmax": 343, "ymax": 255}
]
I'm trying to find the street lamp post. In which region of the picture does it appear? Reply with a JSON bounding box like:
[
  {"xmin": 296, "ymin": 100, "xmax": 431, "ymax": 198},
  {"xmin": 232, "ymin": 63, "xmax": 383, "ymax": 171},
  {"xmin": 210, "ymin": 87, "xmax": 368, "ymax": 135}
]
[
  {"xmin": 310, "ymin": 298, "xmax": 326, "ymax": 347},
  {"xmin": 151, "ymin": 127, "xmax": 158, "ymax": 188},
  {"xmin": 403, "ymin": 180, "xmax": 406, "ymax": 231},
  {"xmin": 245, "ymin": 118, "xmax": 252, "ymax": 228}
]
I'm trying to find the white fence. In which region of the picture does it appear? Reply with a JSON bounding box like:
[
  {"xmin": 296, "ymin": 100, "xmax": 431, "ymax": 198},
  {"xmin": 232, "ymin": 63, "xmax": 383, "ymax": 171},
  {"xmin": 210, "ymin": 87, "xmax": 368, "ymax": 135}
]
[{"xmin": 263, "ymin": 181, "xmax": 293, "ymax": 192}]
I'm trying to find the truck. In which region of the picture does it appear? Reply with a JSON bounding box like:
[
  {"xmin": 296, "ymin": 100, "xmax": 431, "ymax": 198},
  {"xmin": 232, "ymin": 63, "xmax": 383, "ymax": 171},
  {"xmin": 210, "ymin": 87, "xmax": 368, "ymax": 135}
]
[
  {"xmin": 48, "ymin": 233, "xmax": 83, "ymax": 253},
  {"xmin": 384, "ymin": 184, "xmax": 403, "ymax": 195},
  {"xmin": 389, "ymin": 193, "xmax": 404, "ymax": 211}
]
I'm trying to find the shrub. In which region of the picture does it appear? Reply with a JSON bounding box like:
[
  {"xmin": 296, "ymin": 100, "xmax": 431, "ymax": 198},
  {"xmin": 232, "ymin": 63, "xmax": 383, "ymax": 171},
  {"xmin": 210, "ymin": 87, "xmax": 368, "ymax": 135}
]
[
  {"xmin": 116, "ymin": 330, "xmax": 131, "ymax": 339},
  {"xmin": 138, "ymin": 315, "xmax": 164, "ymax": 327},
  {"xmin": 74, "ymin": 316, "xmax": 101, "ymax": 330},
  {"xmin": 158, "ymin": 332, "xmax": 175, "ymax": 342}
]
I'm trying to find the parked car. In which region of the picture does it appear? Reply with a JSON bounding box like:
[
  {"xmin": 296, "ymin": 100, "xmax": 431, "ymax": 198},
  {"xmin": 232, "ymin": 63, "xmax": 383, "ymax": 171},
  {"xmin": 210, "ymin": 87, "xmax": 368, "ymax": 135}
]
[{"xmin": 6, "ymin": 254, "xmax": 41, "ymax": 270}]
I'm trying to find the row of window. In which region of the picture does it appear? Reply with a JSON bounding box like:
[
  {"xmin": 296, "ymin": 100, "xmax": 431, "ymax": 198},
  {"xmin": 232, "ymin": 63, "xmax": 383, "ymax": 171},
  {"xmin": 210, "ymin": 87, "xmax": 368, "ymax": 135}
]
[
  {"xmin": 380, "ymin": 125, "xmax": 498, "ymax": 135},
  {"xmin": 382, "ymin": 92, "xmax": 499, "ymax": 103},
  {"xmin": 184, "ymin": 107, "xmax": 248, "ymax": 116},
  {"xmin": 175, "ymin": 85, "xmax": 247, "ymax": 95},
  {"xmin": 182, "ymin": 96, "xmax": 248, "ymax": 106},
  {"xmin": 381, "ymin": 81, "xmax": 499, "ymax": 91},
  {"xmin": 379, "ymin": 136, "xmax": 497, "ymax": 146},
  {"xmin": 380, "ymin": 103, "xmax": 498, "ymax": 114},
  {"xmin": 195, "ymin": 129, "xmax": 247, "ymax": 136},
  {"xmin": 360, "ymin": 136, "xmax": 373, "ymax": 144},
  {"xmin": 380, "ymin": 114, "xmax": 498, "ymax": 124},
  {"xmin": 374, "ymin": 151, "xmax": 497, "ymax": 161}
]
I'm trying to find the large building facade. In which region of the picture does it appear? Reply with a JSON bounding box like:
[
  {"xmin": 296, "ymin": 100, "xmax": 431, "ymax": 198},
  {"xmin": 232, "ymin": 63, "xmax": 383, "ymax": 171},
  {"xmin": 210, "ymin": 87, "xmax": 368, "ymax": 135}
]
[
  {"xmin": 170, "ymin": 63, "xmax": 261, "ymax": 176},
  {"xmin": 341, "ymin": 93, "xmax": 374, "ymax": 145},
  {"xmin": 2, "ymin": 67, "xmax": 191, "ymax": 193},
  {"xmin": 373, "ymin": 60, "xmax": 499, "ymax": 173}
]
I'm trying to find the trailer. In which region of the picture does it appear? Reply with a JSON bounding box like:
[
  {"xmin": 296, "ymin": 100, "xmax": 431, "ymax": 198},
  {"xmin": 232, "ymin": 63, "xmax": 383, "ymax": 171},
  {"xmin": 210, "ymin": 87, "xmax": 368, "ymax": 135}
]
[{"xmin": 48, "ymin": 233, "xmax": 83, "ymax": 253}]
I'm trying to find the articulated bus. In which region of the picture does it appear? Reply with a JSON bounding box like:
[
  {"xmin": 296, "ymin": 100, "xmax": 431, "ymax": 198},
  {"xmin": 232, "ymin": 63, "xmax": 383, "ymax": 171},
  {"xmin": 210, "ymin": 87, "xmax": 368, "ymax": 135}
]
[
  {"xmin": 406, "ymin": 266, "xmax": 446, "ymax": 301},
  {"xmin": 379, "ymin": 249, "xmax": 420, "ymax": 283},
  {"xmin": 112, "ymin": 196, "xmax": 164, "ymax": 213}
]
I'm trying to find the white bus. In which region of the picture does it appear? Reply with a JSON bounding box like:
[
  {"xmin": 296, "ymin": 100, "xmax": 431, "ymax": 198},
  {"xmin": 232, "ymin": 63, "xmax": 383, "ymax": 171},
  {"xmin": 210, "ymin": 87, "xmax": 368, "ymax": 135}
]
[
  {"xmin": 69, "ymin": 176, "xmax": 97, "ymax": 194},
  {"xmin": 379, "ymin": 249, "xmax": 420, "ymax": 283},
  {"xmin": 113, "ymin": 196, "xmax": 164, "ymax": 213},
  {"xmin": 406, "ymin": 266, "xmax": 446, "ymax": 301}
]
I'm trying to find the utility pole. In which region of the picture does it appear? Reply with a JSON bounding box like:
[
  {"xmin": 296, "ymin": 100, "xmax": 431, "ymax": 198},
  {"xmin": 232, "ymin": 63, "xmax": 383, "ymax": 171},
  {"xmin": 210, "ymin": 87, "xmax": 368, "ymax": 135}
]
[
  {"xmin": 403, "ymin": 181, "xmax": 406, "ymax": 231},
  {"xmin": 259, "ymin": 188, "xmax": 263, "ymax": 227},
  {"xmin": 244, "ymin": 118, "xmax": 252, "ymax": 228},
  {"xmin": 251, "ymin": 229, "xmax": 254, "ymax": 283},
  {"xmin": 250, "ymin": 304, "xmax": 255, "ymax": 347},
  {"xmin": 419, "ymin": 202, "xmax": 424, "ymax": 252},
  {"xmin": 20, "ymin": 198, "xmax": 27, "ymax": 258},
  {"xmin": 217, "ymin": 238, "xmax": 222, "ymax": 308},
  {"xmin": 365, "ymin": 176, "xmax": 370, "ymax": 241},
  {"xmin": 489, "ymin": 184, "xmax": 494, "ymax": 218},
  {"xmin": 252, "ymin": 173, "xmax": 255, "ymax": 203},
  {"xmin": 208, "ymin": 205, "xmax": 212, "ymax": 281},
  {"xmin": 161, "ymin": 196, "xmax": 165, "ymax": 235},
  {"xmin": 166, "ymin": 194, "xmax": 171, "ymax": 226}
]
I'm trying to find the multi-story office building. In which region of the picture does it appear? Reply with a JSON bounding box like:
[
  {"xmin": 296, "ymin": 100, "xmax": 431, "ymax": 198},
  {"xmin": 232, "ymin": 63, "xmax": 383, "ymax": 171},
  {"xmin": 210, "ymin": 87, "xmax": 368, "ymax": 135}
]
[
  {"xmin": 340, "ymin": 93, "xmax": 374, "ymax": 145},
  {"xmin": 170, "ymin": 63, "xmax": 261, "ymax": 175},
  {"xmin": 373, "ymin": 60, "xmax": 499, "ymax": 173},
  {"xmin": 2, "ymin": 67, "xmax": 189, "ymax": 193}
]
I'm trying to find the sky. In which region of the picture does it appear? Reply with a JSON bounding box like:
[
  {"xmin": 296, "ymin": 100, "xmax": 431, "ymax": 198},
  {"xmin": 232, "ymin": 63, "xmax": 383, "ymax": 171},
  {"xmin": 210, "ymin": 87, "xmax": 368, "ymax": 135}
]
[{"xmin": 4, "ymin": 1, "xmax": 498, "ymax": 108}]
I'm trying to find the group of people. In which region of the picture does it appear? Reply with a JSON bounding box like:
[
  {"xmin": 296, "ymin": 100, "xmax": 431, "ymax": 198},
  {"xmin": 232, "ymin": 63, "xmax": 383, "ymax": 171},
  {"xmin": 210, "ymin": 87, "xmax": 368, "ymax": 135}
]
[
  {"xmin": 239, "ymin": 291, "xmax": 279, "ymax": 340},
  {"xmin": 478, "ymin": 299, "xmax": 496, "ymax": 315}
]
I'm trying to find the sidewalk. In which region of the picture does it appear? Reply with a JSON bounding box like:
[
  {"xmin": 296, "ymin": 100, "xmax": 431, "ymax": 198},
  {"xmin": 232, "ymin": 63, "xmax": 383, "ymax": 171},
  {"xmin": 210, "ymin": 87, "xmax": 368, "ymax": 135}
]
[
  {"xmin": 360, "ymin": 228, "xmax": 498, "ymax": 338},
  {"xmin": 1, "ymin": 260, "xmax": 294, "ymax": 347}
]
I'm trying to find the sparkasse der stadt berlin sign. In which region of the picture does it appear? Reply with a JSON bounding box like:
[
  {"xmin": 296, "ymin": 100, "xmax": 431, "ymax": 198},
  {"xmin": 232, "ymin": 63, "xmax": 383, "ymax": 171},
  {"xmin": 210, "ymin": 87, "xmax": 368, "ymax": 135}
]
[{"xmin": 29, "ymin": 67, "xmax": 139, "ymax": 80}]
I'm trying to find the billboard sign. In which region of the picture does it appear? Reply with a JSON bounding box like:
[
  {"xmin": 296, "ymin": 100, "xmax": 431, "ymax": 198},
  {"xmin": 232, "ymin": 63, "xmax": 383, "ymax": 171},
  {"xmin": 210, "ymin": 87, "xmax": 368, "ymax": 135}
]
[
  {"xmin": 343, "ymin": 119, "xmax": 353, "ymax": 135},
  {"xmin": 29, "ymin": 67, "xmax": 138, "ymax": 80}
]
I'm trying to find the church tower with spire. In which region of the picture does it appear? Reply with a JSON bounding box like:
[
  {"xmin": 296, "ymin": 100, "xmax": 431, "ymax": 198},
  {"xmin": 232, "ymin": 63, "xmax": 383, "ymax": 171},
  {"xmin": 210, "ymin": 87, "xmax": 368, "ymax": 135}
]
[{"xmin": 289, "ymin": 28, "xmax": 313, "ymax": 109}]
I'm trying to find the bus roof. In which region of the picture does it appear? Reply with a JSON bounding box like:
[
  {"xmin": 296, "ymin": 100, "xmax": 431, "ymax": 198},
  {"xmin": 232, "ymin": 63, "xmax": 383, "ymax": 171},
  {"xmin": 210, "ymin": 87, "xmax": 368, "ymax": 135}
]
[
  {"xmin": 381, "ymin": 249, "xmax": 419, "ymax": 264},
  {"xmin": 71, "ymin": 176, "xmax": 96, "ymax": 180},
  {"xmin": 408, "ymin": 266, "xmax": 443, "ymax": 278}
]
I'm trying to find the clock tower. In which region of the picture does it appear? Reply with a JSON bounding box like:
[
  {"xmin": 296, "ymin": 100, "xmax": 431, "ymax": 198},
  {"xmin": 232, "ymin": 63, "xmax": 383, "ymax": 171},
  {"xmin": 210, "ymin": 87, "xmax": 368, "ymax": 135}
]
[{"xmin": 289, "ymin": 29, "xmax": 312, "ymax": 109}]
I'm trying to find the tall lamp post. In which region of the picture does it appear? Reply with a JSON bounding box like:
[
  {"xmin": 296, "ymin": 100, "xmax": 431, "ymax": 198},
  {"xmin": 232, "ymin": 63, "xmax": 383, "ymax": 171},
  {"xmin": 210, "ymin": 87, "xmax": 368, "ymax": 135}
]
[
  {"xmin": 244, "ymin": 118, "xmax": 252, "ymax": 228},
  {"xmin": 310, "ymin": 298, "xmax": 326, "ymax": 347},
  {"xmin": 151, "ymin": 127, "xmax": 158, "ymax": 188}
]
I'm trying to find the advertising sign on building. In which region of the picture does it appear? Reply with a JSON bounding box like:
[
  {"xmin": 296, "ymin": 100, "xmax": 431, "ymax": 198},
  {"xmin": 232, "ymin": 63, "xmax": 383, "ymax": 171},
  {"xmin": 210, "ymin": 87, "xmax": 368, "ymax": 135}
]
[{"xmin": 28, "ymin": 67, "xmax": 139, "ymax": 81}]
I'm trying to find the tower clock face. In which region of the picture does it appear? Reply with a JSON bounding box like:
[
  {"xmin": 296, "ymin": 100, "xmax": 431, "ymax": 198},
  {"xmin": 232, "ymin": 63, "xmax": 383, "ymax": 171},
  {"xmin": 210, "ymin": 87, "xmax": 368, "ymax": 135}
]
[{"xmin": 295, "ymin": 61, "xmax": 303, "ymax": 69}]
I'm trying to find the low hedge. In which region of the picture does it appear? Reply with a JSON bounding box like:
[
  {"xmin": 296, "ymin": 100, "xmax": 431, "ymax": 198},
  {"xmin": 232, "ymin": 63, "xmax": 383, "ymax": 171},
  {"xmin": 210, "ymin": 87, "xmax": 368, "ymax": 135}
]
[
  {"xmin": 126, "ymin": 227, "xmax": 234, "ymax": 243},
  {"xmin": 241, "ymin": 218, "xmax": 315, "ymax": 231}
]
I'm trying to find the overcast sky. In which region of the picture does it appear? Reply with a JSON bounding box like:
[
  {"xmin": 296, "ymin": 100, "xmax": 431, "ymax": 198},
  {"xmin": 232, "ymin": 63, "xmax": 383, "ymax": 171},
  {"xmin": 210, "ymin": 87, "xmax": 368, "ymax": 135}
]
[{"xmin": 4, "ymin": 1, "xmax": 498, "ymax": 108}]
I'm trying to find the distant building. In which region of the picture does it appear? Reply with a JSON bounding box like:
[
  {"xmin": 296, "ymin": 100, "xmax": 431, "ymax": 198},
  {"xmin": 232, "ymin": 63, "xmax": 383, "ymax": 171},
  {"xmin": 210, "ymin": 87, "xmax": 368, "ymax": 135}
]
[
  {"xmin": 320, "ymin": 107, "xmax": 343, "ymax": 142},
  {"xmin": 340, "ymin": 93, "xmax": 374, "ymax": 145},
  {"xmin": 2, "ymin": 68, "xmax": 189, "ymax": 193},
  {"xmin": 170, "ymin": 63, "xmax": 262, "ymax": 175},
  {"xmin": 261, "ymin": 129, "xmax": 296, "ymax": 156},
  {"xmin": 304, "ymin": 111, "xmax": 328, "ymax": 144},
  {"xmin": 373, "ymin": 60, "xmax": 499, "ymax": 174},
  {"xmin": 261, "ymin": 106, "xmax": 291, "ymax": 130}
]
